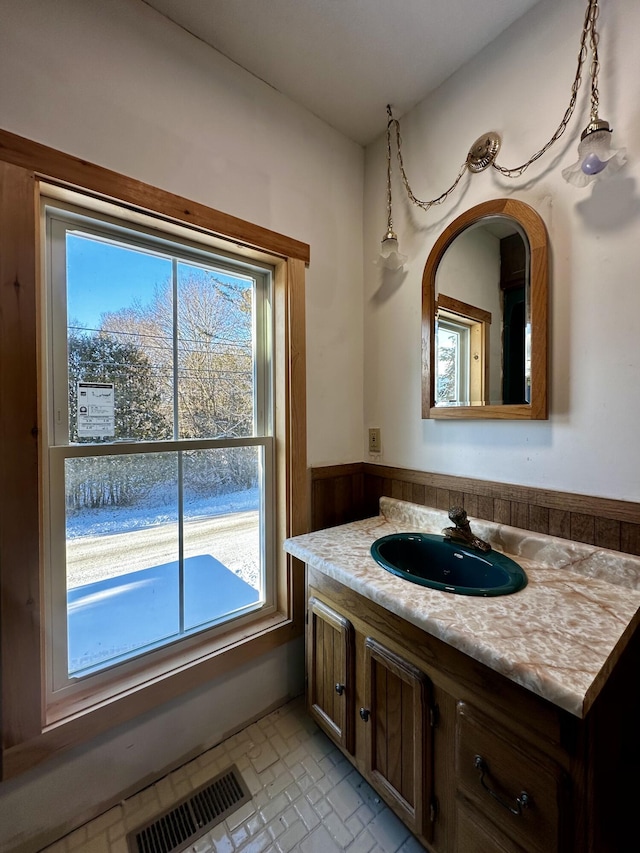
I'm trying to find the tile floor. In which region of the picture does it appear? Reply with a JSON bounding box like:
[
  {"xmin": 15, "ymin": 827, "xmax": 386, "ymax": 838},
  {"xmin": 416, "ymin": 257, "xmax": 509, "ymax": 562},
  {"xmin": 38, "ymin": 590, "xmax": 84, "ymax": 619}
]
[{"xmin": 40, "ymin": 697, "xmax": 427, "ymax": 853}]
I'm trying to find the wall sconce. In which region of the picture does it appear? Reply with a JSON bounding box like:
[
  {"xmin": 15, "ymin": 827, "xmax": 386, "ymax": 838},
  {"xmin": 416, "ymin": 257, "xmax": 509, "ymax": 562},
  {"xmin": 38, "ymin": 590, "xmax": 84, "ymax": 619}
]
[
  {"xmin": 377, "ymin": 0, "xmax": 624, "ymax": 266},
  {"xmin": 562, "ymin": 119, "xmax": 626, "ymax": 187},
  {"xmin": 562, "ymin": 0, "xmax": 626, "ymax": 185}
]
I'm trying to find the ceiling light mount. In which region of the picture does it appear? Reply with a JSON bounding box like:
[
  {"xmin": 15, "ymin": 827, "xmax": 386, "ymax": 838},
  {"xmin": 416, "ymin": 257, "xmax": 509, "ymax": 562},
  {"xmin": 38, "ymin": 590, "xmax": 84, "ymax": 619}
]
[{"xmin": 466, "ymin": 132, "xmax": 502, "ymax": 173}]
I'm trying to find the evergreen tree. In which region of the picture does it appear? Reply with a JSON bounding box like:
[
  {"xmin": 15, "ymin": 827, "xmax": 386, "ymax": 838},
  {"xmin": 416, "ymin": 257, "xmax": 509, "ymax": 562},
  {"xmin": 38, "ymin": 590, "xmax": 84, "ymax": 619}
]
[
  {"xmin": 68, "ymin": 331, "xmax": 171, "ymax": 443},
  {"xmin": 66, "ymin": 332, "xmax": 172, "ymax": 511}
]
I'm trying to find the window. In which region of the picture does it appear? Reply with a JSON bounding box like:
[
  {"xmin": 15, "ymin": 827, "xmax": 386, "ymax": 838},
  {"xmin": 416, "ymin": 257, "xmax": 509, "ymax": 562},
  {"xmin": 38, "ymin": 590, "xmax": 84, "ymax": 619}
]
[
  {"xmin": 436, "ymin": 296, "xmax": 491, "ymax": 406},
  {"xmin": 436, "ymin": 317, "xmax": 470, "ymax": 404},
  {"xmin": 0, "ymin": 134, "xmax": 308, "ymax": 778},
  {"xmin": 45, "ymin": 204, "xmax": 276, "ymax": 699}
]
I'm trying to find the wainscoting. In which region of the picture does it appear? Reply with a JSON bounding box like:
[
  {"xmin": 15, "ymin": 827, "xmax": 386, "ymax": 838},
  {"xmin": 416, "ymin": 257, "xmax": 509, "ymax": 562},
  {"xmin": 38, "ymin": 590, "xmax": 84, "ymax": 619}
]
[{"xmin": 311, "ymin": 463, "xmax": 640, "ymax": 556}]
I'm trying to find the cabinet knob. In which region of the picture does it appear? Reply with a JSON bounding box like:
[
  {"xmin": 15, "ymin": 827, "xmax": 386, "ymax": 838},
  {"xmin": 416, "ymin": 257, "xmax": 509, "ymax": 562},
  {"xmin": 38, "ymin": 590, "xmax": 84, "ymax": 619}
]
[
  {"xmin": 334, "ymin": 683, "xmax": 345, "ymax": 695},
  {"xmin": 474, "ymin": 755, "xmax": 531, "ymax": 816},
  {"xmin": 359, "ymin": 707, "xmax": 370, "ymax": 722}
]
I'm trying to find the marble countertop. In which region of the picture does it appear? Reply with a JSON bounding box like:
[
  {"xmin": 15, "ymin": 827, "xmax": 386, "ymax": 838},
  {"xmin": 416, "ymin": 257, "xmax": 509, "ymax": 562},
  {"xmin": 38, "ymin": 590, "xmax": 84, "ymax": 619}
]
[{"xmin": 284, "ymin": 498, "xmax": 640, "ymax": 718}]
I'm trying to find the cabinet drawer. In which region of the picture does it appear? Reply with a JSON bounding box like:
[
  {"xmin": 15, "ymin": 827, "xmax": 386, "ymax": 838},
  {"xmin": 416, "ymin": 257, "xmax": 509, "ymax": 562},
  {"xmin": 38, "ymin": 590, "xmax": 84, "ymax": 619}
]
[
  {"xmin": 456, "ymin": 702, "xmax": 567, "ymax": 853},
  {"xmin": 457, "ymin": 806, "xmax": 527, "ymax": 853}
]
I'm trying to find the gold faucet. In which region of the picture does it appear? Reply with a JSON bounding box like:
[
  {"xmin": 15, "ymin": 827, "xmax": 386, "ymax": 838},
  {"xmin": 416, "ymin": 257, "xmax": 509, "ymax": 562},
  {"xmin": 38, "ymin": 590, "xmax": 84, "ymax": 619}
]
[{"xmin": 443, "ymin": 506, "xmax": 491, "ymax": 552}]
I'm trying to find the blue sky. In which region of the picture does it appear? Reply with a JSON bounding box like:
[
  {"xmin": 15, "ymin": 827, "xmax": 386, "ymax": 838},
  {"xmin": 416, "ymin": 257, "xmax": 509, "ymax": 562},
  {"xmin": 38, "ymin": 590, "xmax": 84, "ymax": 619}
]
[
  {"xmin": 67, "ymin": 234, "xmax": 171, "ymax": 330},
  {"xmin": 67, "ymin": 233, "xmax": 252, "ymax": 333}
]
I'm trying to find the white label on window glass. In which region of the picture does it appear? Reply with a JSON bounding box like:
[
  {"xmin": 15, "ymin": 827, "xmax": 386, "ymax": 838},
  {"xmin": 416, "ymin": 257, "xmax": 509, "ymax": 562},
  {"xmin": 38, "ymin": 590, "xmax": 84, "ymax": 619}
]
[{"xmin": 77, "ymin": 382, "xmax": 115, "ymax": 437}]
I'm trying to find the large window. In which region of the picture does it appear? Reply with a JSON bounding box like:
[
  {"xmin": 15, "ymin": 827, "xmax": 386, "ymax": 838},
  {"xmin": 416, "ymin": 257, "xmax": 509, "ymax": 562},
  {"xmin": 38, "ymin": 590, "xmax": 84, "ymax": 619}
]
[
  {"xmin": 0, "ymin": 134, "xmax": 308, "ymax": 779},
  {"xmin": 45, "ymin": 204, "xmax": 276, "ymax": 697}
]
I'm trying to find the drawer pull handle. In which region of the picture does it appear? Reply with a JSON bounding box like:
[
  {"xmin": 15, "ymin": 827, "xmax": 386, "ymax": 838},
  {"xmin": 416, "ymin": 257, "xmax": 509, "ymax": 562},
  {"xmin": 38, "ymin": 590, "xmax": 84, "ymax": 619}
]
[
  {"xmin": 360, "ymin": 707, "xmax": 370, "ymax": 722},
  {"xmin": 474, "ymin": 755, "xmax": 531, "ymax": 816},
  {"xmin": 335, "ymin": 683, "xmax": 345, "ymax": 695}
]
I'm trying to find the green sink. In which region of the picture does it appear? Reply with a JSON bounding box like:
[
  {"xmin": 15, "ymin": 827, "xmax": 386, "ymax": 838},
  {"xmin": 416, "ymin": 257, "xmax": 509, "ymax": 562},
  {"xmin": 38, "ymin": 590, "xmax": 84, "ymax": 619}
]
[{"xmin": 370, "ymin": 533, "xmax": 527, "ymax": 597}]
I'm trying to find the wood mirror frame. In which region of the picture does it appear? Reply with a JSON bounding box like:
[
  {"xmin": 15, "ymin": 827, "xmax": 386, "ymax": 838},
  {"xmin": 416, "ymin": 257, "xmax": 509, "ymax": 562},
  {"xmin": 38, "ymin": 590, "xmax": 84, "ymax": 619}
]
[{"xmin": 422, "ymin": 198, "xmax": 548, "ymax": 420}]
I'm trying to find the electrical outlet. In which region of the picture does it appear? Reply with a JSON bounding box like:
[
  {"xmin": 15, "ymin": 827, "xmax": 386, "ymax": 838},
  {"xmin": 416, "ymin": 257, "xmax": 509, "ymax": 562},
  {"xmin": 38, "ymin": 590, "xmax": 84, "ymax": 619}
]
[{"xmin": 368, "ymin": 428, "xmax": 381, "ymax": 453}]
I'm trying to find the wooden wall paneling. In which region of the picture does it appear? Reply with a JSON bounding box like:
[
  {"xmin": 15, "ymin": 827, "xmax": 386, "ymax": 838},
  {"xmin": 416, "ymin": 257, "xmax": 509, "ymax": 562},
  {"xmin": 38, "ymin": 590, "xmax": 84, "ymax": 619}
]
[
  {"xmin": 448, "ymin": 490, "xmax": 464, "ymax": 509},
  {"xmin": 362, "ymin": 474, "xmax": 384, "ymax": 519},
  {"xmin": 360, "ymin": 464, "xmax": 640, "ymax": 525},
  {"xmin": 461, "ymin": 493, "xmax": 479, "ymax": 518},
  {"xmin": 476, "ymin": 495, "xmax": 494, "ymax": 520},
  {"xmin": 549, "ymin": 509, "xmax": 571, "ymax": 540},
  {"xmin": 529, "ymin": 505, "xmax": 550, "ymax": 535},
  {"xmin": 410, "ymin": 483, "xmax": 425, "ymax": 506},
  {"xmin": 424, "ymin": 484, "xmax": 438, "ymax": 508},
  {"xmin": 621, "ymin": 523, "xmax": 640, "ymax": 556},
  {"xmin": 436, "ymin": 488, "xmax": 451, "ymax": 510},
  {"xmin": 594, "ymin": 518, "xmax": 621, "ymax": 552},
  {"xmin": 311, "ymin": 476, "xmax": 349, "ymax": 530},
  {"xmin": 570, "ymin": 513, "xmax": 596, "ymax": 546},
  {"xmin": 310, "ymin": 463, "xmax": 640, "ymax": 559},
  {"xmin": 493, "ymin": 498, "xmax": 511, "ymax": 525},
  {"xmin": 511, "ymin": 501, "xmax": 529, "ymax": 530},
  {"xmin": 392, "ymin": 480, "xmax": 404, "ymax": 500},
  {"xmin": 310, "ymin": 464, "xmax": 364, "ymax": 531}
]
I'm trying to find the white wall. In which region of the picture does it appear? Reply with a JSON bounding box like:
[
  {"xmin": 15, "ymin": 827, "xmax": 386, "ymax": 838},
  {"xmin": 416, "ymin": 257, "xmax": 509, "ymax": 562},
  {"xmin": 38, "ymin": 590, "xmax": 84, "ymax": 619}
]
[
  {"xmin": 0, "ymin": 0, "xmax": 364, "ymax": 469},
  {"xmin": 0, "ymin": 0, "xmax": 363, "ymax": 848},
  {"xmin": 0, "ymin": 644, "xmax": 303, "ymax": 853},
  {"xmin": 364, "ymin": 0, "xmax": 640, "ymax": 502}
]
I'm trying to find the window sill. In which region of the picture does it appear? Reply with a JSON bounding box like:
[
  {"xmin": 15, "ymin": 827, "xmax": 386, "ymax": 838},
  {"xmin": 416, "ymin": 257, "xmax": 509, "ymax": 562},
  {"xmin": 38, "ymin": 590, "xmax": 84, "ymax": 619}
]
[{"xmin": 3, "ymin": 610, "xmax": 301, "ymax": 780}]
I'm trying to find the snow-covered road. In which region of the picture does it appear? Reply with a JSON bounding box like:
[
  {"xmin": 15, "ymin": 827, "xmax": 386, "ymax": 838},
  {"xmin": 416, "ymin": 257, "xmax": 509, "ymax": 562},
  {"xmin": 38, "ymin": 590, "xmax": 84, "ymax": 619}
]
[{"xmin": 66, "ymin": 510, "xmax": 260, "ymax": 589}]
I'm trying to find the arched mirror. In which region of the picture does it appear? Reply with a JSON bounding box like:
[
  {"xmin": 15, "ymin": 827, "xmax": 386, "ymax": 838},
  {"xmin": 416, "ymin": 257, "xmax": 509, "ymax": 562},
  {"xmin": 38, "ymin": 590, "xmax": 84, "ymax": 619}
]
[{"xmin": 422, "ymin": 198, "xmax": 548, "ymax": 419}]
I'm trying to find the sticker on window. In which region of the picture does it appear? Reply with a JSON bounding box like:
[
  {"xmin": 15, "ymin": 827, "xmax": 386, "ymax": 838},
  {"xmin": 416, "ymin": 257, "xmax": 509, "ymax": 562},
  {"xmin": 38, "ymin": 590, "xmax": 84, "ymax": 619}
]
[{"xmin": 77, "ymin": 382, "xmax": 115, "ymax": 438}]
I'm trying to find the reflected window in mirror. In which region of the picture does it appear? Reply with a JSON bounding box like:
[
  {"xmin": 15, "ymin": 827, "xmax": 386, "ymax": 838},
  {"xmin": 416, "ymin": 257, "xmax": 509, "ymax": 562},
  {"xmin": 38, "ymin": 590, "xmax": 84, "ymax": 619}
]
[
  {"xmin": 436, "ymin": 295, "xmax": 491, "ymax": 406},
  {"xmin": 422, "ymin": 198, "xmax": 548, "ymax": 420}
]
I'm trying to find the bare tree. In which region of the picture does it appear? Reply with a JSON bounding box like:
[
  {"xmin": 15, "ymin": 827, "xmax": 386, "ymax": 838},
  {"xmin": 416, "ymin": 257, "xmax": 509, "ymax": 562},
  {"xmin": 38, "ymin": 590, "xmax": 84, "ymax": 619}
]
[{"xmin": 100, "ymin": 270, "xmax": 257, "ymax": 496}]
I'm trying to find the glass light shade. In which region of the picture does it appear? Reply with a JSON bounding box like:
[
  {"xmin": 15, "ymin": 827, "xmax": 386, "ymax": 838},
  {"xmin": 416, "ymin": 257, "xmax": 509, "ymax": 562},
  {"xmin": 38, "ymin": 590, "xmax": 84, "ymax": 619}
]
[
  {"xmin": 375, "ymin": 233, "xmax": 407, "ymax": 270},
  {"xmin": 562, "ymin": 128, "xmax": 627, "ymax": 187}
]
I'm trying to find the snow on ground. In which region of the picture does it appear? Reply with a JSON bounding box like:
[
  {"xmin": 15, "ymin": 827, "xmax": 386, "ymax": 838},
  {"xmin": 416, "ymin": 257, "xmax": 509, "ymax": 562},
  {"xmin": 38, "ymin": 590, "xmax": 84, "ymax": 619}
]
[
  {"xmin": 65, "ymin": 488, "xmax": 261, "ymax": 590},
  {"xmin": 66, "ymin": 487, "xmax": 259, "ymax": 539}
]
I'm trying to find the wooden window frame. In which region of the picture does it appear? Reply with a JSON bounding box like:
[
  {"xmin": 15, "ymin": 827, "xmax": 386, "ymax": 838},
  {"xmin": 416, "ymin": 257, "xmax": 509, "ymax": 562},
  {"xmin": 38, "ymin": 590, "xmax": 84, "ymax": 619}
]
[
  {"xmin": 0, "ymin": 129, "xmax": 309, "ymax": 779},
  {"xmin": 437, "ymin": 294, "xmax": 492, "ymax": 405}
]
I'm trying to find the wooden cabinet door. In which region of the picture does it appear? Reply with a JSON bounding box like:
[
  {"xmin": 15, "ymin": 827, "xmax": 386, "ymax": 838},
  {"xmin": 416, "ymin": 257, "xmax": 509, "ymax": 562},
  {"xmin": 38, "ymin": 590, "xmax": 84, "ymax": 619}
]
[
  {"xmin": 307, "ymin": 596, "xmax": 355, "ymax": 753},
  {"xmin": 362, "ymin": 637, "xmax": 434, "ymax": 842}
]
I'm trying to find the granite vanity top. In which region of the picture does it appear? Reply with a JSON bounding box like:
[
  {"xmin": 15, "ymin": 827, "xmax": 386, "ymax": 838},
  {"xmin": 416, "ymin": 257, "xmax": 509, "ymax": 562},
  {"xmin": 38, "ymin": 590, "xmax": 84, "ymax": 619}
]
[{"xmin": 284, "ymin": 498, "xmax": 640, "ymax": 718}]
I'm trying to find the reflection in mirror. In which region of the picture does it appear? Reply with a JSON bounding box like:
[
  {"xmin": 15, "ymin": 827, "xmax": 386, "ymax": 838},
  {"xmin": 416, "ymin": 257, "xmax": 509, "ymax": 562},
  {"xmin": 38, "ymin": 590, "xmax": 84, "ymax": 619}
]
[
  {"xmin": 422, "ymin": 198, "xmax": 548, "ymax": 420},
  {"xmin": 435, "ymin": 218, "xmax": 529, "ymax": 407}
]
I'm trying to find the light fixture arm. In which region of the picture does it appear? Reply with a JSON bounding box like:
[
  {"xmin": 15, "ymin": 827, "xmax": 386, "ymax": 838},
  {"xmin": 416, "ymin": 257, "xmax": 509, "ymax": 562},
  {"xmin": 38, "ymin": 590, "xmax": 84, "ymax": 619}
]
[
  {"xmin": 494, "ymin": 0, "xmax": 600, "ymax": 177},
  {"xmin": 588, "ymin": 0, "xmax": 601, "ymax": 125},
  {"xmin": 388, "ymin": 110, "xmax": 469, "ymax": 213},
  {"xmin": 384, "ymin": 0, "xmax": 611, "ymax": 205},
  {"xmin": 383, "ymin": 105, "xmax": 396, "ymax": 240}
]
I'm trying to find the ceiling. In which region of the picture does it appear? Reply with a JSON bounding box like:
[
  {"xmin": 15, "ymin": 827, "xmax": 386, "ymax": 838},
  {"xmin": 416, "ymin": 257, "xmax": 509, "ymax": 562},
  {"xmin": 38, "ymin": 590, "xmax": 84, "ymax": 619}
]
[{"xmin": 142, "ymin": 0, "xmax": 542, "ymax": 145}]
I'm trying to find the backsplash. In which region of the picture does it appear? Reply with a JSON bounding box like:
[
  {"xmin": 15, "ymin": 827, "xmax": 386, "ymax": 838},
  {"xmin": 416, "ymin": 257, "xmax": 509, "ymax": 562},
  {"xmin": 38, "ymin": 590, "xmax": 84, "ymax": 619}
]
[{"xmin": 311, "ymin": 463, "xmax": 640, "ymax": 557}]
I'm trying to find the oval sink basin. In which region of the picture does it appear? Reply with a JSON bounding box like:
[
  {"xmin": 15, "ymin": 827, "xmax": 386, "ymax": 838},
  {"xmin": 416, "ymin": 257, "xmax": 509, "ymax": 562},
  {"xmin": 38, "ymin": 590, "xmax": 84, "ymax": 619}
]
[{"xmin": 370, "ymin": 533, "xmax": 527, "ymax": 596}]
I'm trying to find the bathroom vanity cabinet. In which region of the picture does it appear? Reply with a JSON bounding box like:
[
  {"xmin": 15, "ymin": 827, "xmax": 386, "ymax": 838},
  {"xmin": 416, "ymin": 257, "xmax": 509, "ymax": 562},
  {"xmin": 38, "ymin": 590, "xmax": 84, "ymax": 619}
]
[{"xmin": 305, "ymin": 567, "xmax": 638, "ymax": 853}]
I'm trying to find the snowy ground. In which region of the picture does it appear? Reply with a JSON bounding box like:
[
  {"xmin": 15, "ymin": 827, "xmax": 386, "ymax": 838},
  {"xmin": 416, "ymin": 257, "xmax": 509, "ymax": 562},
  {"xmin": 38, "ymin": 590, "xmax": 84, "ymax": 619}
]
[
  {"xmin": 66, "ymin": 487, "xmax": 259, "ymax": 539},
  {"xmin": 65, "ymin": 488, "xmax": 261, "ymax": 589}
]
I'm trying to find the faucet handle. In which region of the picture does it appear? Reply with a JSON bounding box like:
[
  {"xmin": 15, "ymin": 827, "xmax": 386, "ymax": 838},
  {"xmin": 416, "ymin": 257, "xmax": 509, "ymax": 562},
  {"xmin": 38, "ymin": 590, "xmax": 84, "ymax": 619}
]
[{"xmin": 448, "ymin": 506, "xmax": 468, "ymax": 526}]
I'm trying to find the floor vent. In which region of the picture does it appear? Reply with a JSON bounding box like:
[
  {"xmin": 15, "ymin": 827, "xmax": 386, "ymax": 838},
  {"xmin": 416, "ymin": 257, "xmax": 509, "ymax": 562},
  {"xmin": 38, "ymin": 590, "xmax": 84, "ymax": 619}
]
[{"xmin": 126, "ymin": 764, "xmax": 251, "ymax": 853}]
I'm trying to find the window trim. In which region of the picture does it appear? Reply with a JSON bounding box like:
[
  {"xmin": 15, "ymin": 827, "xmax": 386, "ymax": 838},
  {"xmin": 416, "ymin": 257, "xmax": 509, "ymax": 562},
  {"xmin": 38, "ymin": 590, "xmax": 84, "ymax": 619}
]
[
  {"xmin": 0, "ymin": 130, "xmax": 309, "ymax": 780},
  {"xmin": 44, "ymin": 203, "xmax": 277, "ymax": 700}
]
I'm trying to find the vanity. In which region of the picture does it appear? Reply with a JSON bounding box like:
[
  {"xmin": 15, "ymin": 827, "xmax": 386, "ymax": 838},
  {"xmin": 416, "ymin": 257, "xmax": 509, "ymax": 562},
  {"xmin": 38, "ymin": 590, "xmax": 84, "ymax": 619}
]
[{"xmin": 284, "ymin": 498, "xmax": 640, "ymax": 853}]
